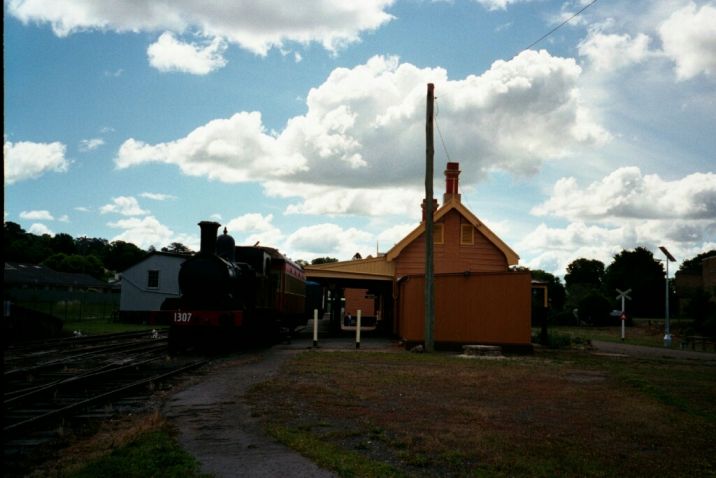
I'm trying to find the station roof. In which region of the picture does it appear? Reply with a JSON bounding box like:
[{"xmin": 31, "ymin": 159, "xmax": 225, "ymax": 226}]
[
  {"xmin": 385, "ymin": 197, "xmax": 519, "ymax": 265},
  {"xmin": 304, "ymin": 196, "xmax": 520, "ymax": 285}
]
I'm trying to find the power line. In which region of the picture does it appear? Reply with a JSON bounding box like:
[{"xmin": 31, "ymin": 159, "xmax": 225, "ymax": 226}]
[
  {"xmin": 518, "ymin": 0, "xmax": 598, "ymax": 55},
  {"xmin": 430, "ymin": 1, "xmax": 599, "ymax": 163},
  {"xmin": 434, "ymin": 98, "xmax": 452, "ymax": 163}
]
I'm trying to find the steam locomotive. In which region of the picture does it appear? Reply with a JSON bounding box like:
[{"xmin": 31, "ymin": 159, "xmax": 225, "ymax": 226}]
[{"xmin": 161, "ymin": 221, "xmax": 313, "ymax": 350}]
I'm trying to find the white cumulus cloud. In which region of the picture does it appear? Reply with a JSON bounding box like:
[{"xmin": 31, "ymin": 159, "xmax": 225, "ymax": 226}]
[
  {"xmin": 7, "ymin": 0, "xmax": 395, "ymax": 56},
  {"xmin": 20, "ymin": 210, "xmax": 54, "ymax": 221},
  {"xmin": 147, "ymin": 32, "xmax": 227, "ymax": 74},
  {"xmin": 79, "ymin": 138, "xmax": 104, "ymax": 152},
  {"xmin": 659, "ymin": 2, "xmax": 716, "ymax": 80},
  {"xmin": 523, "ymin": 166, "xmax": 716, "ymax": 275},
  {"xmin": 107, "ymin": 216, "xmax": 174, "ymax": 250},
  {"xmin": 578, "ymin": 31, "xmax": 652, "ymax": 71},
  {"xmin": 475, "ymin": 0, "xmax": 533, "ymax": 11},
  {"xmin": 4, "ymin": 140, "xmax": 69, "ymax": 185},
  {"xmin": 140, "ymin": 192, "xmax": 177, "ymax": 201},
  {"xmin": 115, "ymin": 51, "xmax": 608, "ymax": 216},
  {"xmin": 28, "ymin": 223, "xmax": 54, "ymax": 236},
  {"xmin": 115, "ymin": 111, "xmax": 305, "ymax": 181},
  {"xmin": 285, "ymin": 223, "xmax": 374, "ymax": 260},
  {"xmin": 100, "ymin": 196, "xmax": 150, "ymax": 216},
  {"xmin": 532, "ymin": 167, "xmax": 716, "ymax": 220},
  {"xmin": 225, "ymin": 213, "xmax": 283, "ymax": 247}
]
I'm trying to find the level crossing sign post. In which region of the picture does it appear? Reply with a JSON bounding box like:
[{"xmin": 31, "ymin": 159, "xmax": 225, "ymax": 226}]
[{"xmin": 616, "ymin": 288, "xmax": 631, "ymax": 341}]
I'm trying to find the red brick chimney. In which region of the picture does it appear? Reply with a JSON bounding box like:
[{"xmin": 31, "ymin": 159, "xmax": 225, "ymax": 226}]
[{"xmin": 443, "ymin": 162, "xmax": 461, "ymax": 203}]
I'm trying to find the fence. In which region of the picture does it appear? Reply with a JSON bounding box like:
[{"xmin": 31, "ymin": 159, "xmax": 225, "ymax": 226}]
[{"xmin": 4, "ymin": 288, "xmax": 120, "ymax": 322}]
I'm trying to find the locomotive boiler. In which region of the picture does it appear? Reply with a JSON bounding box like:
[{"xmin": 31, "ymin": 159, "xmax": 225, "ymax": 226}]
[{"xmin": 162, "ymin": 221, "xmax": 310, "ymax": 350}]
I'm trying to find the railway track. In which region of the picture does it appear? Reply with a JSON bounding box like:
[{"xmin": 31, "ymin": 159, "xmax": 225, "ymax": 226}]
[{"xmin": 3, "ymin": 330, "xmax": 210, "ymax": 474}]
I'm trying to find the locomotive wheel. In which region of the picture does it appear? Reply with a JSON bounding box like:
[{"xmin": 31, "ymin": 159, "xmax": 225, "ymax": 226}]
[{"xmin": 168, "ymin": 327, "xmax": 187, "ymax": 355}]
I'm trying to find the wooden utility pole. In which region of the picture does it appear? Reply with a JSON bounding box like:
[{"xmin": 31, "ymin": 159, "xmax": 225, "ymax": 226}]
[{"xmin": 424, "ymin": 83, "xmax": 435, "ymax": 352}]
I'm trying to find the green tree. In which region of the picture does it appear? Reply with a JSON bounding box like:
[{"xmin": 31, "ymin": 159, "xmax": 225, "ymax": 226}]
[
  {"xmin": 685, "ymin": 289, "xmax": 716, "ymax": 336},
  {"xmin": 577, "ymin": 291, "xmax": 613, "ymax": 326},
  {"xmin": 43, "ymin": 253, "xmax": 106, "ymax": 279},
  {"xmin": 75, "ymin": 236, "xmax": 110, "ymax": 262},
  {"xmin": 679, "ymin": 250, "xmax": 716, "ymax": 274},
  {"xmin": 604, "ymin": 247, "xmax": 664, "ymax": 317},
  {"xmin": 161, "ymin": 242, "xmax": 193, "ymax": 254},
  {"xmin": 564, "ymin": 258, "xmax": 606, "ymax": 315},
  {"xmin": 4, "ymin": 221, "xmax": 53, "ymax": 263},
  {"xmin": 311, "ymin": 257, "xmax": 339, "ymax": 265},
  {"xmin": 50, "ymin": 232, "xmax": 77, "ymax": 255},
  {"xmin": 105, "ymin": 241, "xmax": 147, "ymax": 273},
  {"xmin": 565, "ymin": 258, "xmax": 605, "ymax": 289}
]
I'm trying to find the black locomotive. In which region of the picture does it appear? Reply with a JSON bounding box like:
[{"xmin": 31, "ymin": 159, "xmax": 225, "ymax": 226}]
[{"xmin": 162, "ymin": 221, "xmax": 312, "ymax": 350}]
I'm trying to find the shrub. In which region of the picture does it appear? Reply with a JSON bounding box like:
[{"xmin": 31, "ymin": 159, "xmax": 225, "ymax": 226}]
[
  {"xmin": 577, "ymin": 292, "xmax": 612, "ymax": 326},
  {"xmin": 546, "ymin": 332, "xmax": 572, "ymax": 349},
  {"xmin": 686, "ymin": 289, "xmax": 716, "ymax": 336}
]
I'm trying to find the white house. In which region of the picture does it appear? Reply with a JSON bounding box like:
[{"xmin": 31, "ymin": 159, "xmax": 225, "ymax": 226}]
[{"xmin": 119, "ymin": 252, "xmax": 186, "ymax": 323}]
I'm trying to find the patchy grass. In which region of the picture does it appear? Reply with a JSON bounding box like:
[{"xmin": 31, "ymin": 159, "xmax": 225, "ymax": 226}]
[
  {"xmin": 67, "ymin": 428, "xmax": 208, "ymax": 478},
  {"xmin": 544, "ymin": 319, "xmax": 702, "ymax": 349},
  {"xmin": 63, "ymin": 318, "xmax": 159, "ymax": 335},
  {"xmin": 248, "ymin": 349, "xmax": 716, "ymax": 478},
  {"xmin": 13, "ymin": 413, "xmax": 208, "ymax": 478}
]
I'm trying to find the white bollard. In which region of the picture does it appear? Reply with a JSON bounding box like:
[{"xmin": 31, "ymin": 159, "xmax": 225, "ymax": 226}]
[
  {"xmin": 356, "ymin": 310, "xmax": 362, "ymax": 349},
  {"xmin": 313, "ymin": 309, "xmax": 319, "ymax": 348}
]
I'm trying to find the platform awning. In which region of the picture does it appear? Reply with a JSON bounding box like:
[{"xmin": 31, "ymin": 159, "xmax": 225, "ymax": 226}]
[{"xmin": 304, "ymin": 256, "xmax": 395, "ymax": 288}]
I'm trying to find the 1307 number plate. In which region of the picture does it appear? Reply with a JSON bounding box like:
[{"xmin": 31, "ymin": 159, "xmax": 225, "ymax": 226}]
[{"xmin": 173, "ymin": 312, "xmax": 192, "ymax": 322}]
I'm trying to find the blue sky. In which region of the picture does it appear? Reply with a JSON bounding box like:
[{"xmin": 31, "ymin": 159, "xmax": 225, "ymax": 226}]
[{"xmin": 4, "ymin": 0, "xmax": 715, "ymax": 275}]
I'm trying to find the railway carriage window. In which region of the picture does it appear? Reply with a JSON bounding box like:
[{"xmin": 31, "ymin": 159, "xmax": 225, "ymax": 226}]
[{"xmin": 147, "ymin": 270, "xmax": 159, "ymax": 289}]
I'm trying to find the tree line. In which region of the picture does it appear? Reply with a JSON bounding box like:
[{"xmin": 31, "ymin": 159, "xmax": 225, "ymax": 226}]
[
  {"xmin": 530, "ymin": 247, "xmax": 715, "ymax": 333},
  {"xmin": 5, "ymin": 221, "xmax": 714, "ymax": 332},
  {"xmin": 3, "ymin": 221, "xmax": 337, "ymax": 281},
  {"xmin": 3, "ymin": 222, "xmax": 193, "ymax": 281}
]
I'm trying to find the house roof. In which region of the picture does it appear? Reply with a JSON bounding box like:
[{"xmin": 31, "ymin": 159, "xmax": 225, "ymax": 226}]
[
  {"xmin": 4, "ymin": 262, "xmax": 109, "ymax": 288},
  {"xmin": 121, "ymin": 251, "xmax": 188, "ymax": 273},
  {"xmin": 385, "ymin": 196, "xmax": 520, "ymax": 265}
]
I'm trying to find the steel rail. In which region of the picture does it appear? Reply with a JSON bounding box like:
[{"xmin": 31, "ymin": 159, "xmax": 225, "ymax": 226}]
[
  {"xmin": 4, "ymin": 358, "xmax": 208, "ymax": 436},
  {"xmin": 4, "ymin": 349, "xmax": 168, "ymax": 405},
  {"xmin": 4, "ymin": 339, "xmax": 168, "ymax": 378}
]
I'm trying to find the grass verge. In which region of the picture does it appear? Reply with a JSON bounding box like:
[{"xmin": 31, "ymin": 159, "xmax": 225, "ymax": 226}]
[
  {"xmin": 247, "ymin": 349, "xmax": 716, "ymax": 478},
  {"xmin": 63, "ymin": 318, "xmax": 158, "ymax": 335},
  {"xmin": 13, "ymin": 413, "xmax": 208, "ymax": 478}
]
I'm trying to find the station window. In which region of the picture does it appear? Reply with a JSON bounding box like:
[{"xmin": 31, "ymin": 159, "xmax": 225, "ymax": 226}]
[
  {"xmin": 433, "ymin": 223, "xmax": 444, "ymax": 245},
  {"xmin": 460, "ymin": 224, "xmax": 474, "ymax": 245},
  {"xmin": 147, "ymin": 270, "xmax": 159, "ymax": 289}
]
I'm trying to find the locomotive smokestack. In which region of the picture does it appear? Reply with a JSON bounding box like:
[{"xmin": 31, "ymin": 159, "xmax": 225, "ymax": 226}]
[{"xmin": 198, "ymin": 221, "xmax": 221, "ymax": 256}]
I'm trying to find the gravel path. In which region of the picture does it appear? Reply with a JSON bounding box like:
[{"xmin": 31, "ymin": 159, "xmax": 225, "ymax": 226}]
[{"xmin": 162, "ymin": 345, "xmax": 336, "ymax": 478}]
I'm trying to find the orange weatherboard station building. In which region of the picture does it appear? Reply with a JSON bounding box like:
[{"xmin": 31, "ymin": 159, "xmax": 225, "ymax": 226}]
[{"xmin": 305, "ymin": 162, "xmax": 531, "ymax": 349}]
